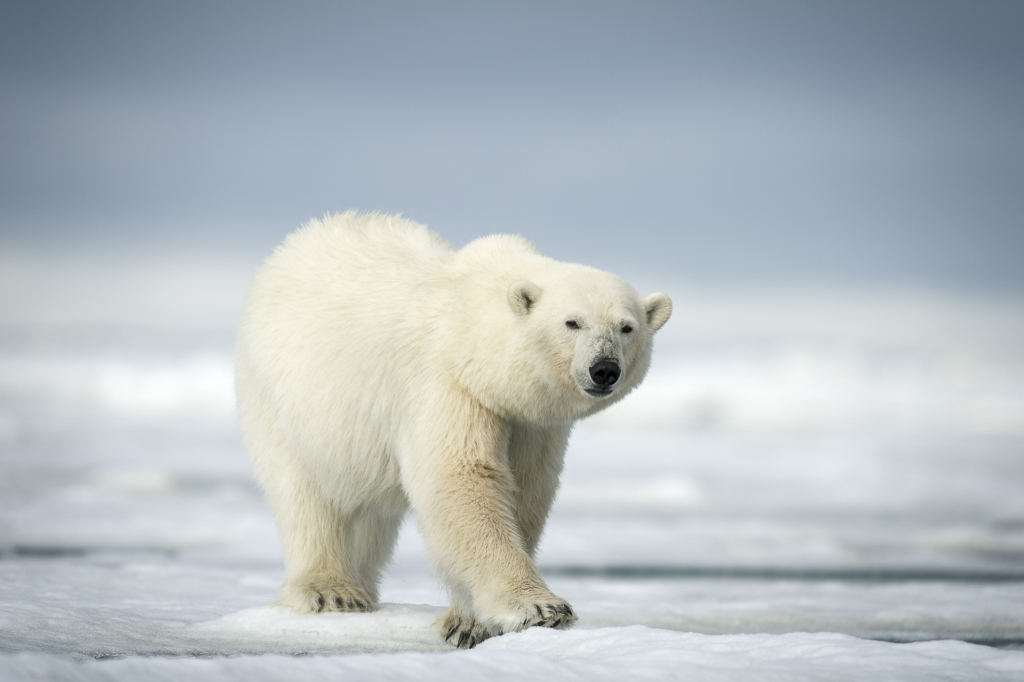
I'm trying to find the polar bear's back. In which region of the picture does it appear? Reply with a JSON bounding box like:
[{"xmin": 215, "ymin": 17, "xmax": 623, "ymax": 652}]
[
  {"xmin": 239, "ymin": 211, "xmax": 454, "ymax": 355},
  {"xmin": 267, "ymin": 211, "xmax": 454, "ymax": 290},
  {"xmin": 236, "ymin": 213, "xmax": 454, "ymax": 493}
]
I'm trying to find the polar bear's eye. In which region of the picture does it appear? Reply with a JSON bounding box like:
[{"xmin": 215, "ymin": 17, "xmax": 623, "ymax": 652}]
[
  {"xmin": 565, "ymin": 320, "xmax": 580, "ymax": 329},
  {"xmin": 621, "ymin": 325, "xmax": 633, "ymax": 334}
]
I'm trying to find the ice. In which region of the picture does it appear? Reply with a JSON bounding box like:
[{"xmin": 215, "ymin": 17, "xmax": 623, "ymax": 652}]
[
  {"xmin": 2, "ymin": 287, "xmax": 1023, "ymax": 678},
  {"xmin": 2, "ymin": 631, "xmax": 1023, "ymax": 681}
]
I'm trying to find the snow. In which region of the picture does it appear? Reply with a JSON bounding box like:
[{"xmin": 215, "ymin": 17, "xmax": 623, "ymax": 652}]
[{"xmin": 2, "ymin": 287, "xmax": 1024, "ymax": 679}]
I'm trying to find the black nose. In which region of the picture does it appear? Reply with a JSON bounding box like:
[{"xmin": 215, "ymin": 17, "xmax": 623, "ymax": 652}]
[{"xmin": 589, "ymin": 360, "xmax": 621, "ymax": 387}]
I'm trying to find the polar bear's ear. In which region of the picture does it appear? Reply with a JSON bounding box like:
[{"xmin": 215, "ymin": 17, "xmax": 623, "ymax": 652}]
[
  {"xmin": 508, "ymin": 280, "xmax": 543, "ymax": 316},
  {"xmin": 643, "ymin": 292, "xmax": 672, "ymax": 332}
]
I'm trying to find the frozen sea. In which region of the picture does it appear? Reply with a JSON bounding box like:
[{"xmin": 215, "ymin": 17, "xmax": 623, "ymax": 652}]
[{"xmin": 2, "ymin": 284, "xmax": 1024, "ymax": 680}]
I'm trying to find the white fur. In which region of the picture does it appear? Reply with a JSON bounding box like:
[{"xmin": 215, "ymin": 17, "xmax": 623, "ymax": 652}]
[{"xmin": 235, "ymin": 212, "xmax": 671, "ymax": 647}]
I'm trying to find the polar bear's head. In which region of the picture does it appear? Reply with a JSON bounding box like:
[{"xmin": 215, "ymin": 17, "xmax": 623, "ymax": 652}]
[{"xmin": 505, "ymin": 265, "xmax": 671, "ymax": 420}]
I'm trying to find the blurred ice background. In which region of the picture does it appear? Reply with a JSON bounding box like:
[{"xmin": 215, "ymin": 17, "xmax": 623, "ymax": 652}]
[{"xmin": 2, "ymin": 0, "xmax": 1024, "ymax": 670}]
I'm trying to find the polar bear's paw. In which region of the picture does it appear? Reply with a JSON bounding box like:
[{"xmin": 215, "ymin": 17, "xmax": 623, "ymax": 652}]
[
  {"xmin": 512, "ymin": 596, "xmax": 577, "ymax": 631},
  {"xmin": 481, "ymin": 594, "xmax": 578, "ymax": 639},
  {"xmin": 438, "ymin": 609, "xmax": 491, "ymax": 649},
  {"xmin": 279, "ymin": 577, "xmax": 373, "ymax": 614}
]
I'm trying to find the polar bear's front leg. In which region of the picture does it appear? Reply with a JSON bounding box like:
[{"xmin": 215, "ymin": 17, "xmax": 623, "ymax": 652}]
[
  {"xmin": 404, "ymin": 400, "xmax": 575, "ymax": 646},
  {"xmin": 507, "ymin": 423, "xmax": 572, "ymax": 559},
  {"xmin": 433, "ymin": 422, "xmax": 577, "ymax": 648}
]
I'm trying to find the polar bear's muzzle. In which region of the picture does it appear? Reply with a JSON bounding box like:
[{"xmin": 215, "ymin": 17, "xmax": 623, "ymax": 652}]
[{"xmin": 584, "ymin": 359, "xmax": 621, "ymax": 397}]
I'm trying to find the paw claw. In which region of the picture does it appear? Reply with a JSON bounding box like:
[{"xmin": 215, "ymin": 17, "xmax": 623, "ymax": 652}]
[
  {"xmin": 438, "ymin": 610, "xmax": 491, "ymax": 649},
  {"xmin": 518, "ymin": 597, "xmax": 577, "ymax": 631}
]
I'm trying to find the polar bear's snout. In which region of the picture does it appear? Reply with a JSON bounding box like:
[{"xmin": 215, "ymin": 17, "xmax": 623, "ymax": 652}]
[
  {"xmin": 589, "ymin": 359, "xmax": 620, "ymax": 388},
  {"xmin": 581, "ymin": 358, "xmax": 622, "ymax": 397}
]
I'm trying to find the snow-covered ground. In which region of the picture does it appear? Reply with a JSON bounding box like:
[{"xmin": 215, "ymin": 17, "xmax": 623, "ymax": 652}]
[{"xmin": 2, "ymin": 286, "xmax": 1024, "ymax": 679}]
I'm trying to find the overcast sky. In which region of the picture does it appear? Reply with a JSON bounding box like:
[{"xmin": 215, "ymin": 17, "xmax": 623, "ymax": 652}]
[{"xmin": 2, "ymin": 1, "xmax": 1022, "ymax": 291}]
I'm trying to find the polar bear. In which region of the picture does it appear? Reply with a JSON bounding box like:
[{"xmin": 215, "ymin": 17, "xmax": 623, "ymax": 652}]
[{"xmin": 235, "ymin": 212, "xmax": 671, "ymax": 648}]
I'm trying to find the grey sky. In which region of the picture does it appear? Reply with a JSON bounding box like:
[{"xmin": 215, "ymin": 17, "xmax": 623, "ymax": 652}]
[{"xmin": 2, "ymin": 1, "xmax": 1022, "ymax": 290}]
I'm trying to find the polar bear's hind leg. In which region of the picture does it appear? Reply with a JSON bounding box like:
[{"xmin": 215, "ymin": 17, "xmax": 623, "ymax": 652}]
[{"xmin": 263, "ymin": 458, "xmax": 373, "ymax": 613}]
